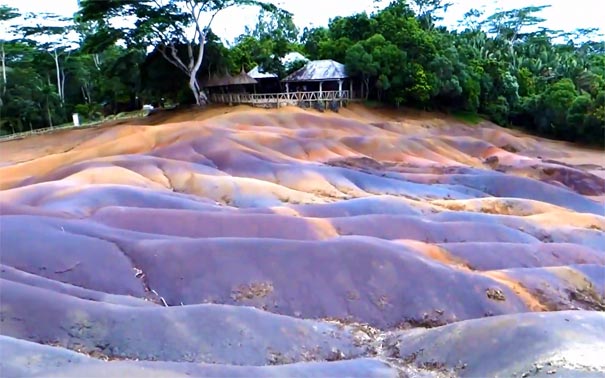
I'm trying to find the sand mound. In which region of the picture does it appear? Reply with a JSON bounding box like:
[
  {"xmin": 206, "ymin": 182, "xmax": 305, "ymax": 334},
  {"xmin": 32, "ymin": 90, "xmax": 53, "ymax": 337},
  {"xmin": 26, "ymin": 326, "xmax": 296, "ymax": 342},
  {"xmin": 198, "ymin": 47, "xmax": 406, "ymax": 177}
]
[{"xmin": 1, "ymin": 105, "xmax": 603, "ymax": 376}]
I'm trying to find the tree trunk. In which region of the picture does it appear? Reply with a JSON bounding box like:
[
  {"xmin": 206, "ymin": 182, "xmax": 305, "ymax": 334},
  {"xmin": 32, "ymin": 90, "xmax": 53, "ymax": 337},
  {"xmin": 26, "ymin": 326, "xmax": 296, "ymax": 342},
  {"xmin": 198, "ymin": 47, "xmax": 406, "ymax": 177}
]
[
  {"xmin": 46, "ymin": 96, "xmax": 53, "ymax": 128},
  {"xmin": 93, "ymin": 54, "xmax": 101, "ymax": 70},
  {"xmin": 189, "ymin": 32, "xmax": 207, "ymax": 106},
  {"xmin": 81, "ymin": 84, "xmax": 92, "ymax": 104},
  {"xmin": 0, "ymin": 43, "xmax": 4, "ymax": 135},
  {"xmin": 53, "ymin": 50, "xmax": 63, "ymax": 104},
  {"xmin": 188, "ymin": 76, "xmax": 203, "ymax": 106},
  {"xmin": 60, "ymin": 67, "xmax": 67, "ymax": 104},
  {"xmin": 1, "ymin": 43, "xmax": 6, "ymax": 96}
]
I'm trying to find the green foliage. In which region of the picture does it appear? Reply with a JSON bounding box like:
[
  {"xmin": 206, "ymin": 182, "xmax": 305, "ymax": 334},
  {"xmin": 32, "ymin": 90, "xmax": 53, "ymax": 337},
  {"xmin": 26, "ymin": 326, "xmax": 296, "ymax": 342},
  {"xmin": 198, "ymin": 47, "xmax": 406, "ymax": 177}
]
[
  {"xmin": 567, "ymin": 92, "xmax": 605, "ymax": 144},
  {"xmin": 452, "ymin": 111, "xmax": 482, "ymax": 125},
  {"xmin": 363, "ymin": 100, "xmax": 384, "ymax": 108},
  {"xmin": 286, "ymin": 59, "xmax": 307, "ymax": 75},
  {"xmin": 538, "ymin": 78, "xmax": 578, "ymax": 137},
  {"xmin": 74, "ymin": 103, "xmax": 102, "ymax": 121},
  {"xmin": 297, "ymin": 1, "xmax": 604, "ymax": 145},
  {"xmin": 301, "ymin": 27, "xmax": 329, "ymax": 60},
  {"xmin": 1, "ymin": 0, "xmax": 604, "ymax": 148},
  {"xmin": 78, "ymin": 0, "xmax": 289, "ymax": 105},
  {"xmin": 0, "ymin": 32, "xmax": 144, "ymax": 134},
  {"xmin": 485, "ymin": 96, "xmax": 510, "ymax": 126},
  {"xmin": 230, "ymin": 7, "xmax": 301, "ymax": 78}
]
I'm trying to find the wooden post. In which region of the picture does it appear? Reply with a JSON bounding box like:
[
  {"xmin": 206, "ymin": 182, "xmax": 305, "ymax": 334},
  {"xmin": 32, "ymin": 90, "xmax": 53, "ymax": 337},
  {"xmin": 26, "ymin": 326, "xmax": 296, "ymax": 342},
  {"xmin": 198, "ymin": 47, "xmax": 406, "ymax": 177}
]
[
  {"xmin": 349, "ymin": 80, "xmax": 353, "ymax": 100},
  {"xmin": 319, "ymin": 81, "xmax": 323, "ymax": 109},
  {"xmin": 338, "ymin": 80, "xmax": 343, "ymax": 106}
]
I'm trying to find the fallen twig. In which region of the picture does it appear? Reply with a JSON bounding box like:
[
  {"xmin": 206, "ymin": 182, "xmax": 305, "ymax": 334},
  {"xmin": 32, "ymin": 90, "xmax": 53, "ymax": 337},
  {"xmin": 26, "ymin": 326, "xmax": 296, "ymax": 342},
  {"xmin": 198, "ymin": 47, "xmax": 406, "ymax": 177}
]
[
  {"xmin": 54, "ymin": 262, "xmax": 81, "ymax": 274},
  {"xmin": 151, "ymin": 289, "xmax": 169, "ymax": 307}
]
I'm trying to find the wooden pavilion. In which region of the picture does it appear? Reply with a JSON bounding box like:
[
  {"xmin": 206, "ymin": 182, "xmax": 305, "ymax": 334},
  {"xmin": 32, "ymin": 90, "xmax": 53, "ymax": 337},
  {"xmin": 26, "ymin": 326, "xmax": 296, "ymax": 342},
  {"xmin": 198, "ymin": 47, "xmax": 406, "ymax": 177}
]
[
  {"xmin": 281, "ymin": 59, "xmax": 352, "ymax": 98},
  {"xmin": 208, "ymin": 59, "xmax": 356, "ymax": 109}
]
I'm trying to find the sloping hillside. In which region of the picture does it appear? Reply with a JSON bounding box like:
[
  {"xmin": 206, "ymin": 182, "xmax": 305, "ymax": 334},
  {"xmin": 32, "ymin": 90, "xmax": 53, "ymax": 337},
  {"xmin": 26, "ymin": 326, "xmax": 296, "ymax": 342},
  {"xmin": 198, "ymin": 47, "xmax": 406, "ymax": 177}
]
[{"xmin": 1, "ymin": 105, "xmax": 604, "ymax": 377}]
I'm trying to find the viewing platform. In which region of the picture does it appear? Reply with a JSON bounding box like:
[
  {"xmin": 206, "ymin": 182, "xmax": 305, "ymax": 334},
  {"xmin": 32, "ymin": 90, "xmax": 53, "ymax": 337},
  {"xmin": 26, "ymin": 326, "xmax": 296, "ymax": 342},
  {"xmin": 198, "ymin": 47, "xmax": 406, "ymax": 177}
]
[{"xmin": 209, "ymin": 90, "xmax": 352, "ymax": 108}]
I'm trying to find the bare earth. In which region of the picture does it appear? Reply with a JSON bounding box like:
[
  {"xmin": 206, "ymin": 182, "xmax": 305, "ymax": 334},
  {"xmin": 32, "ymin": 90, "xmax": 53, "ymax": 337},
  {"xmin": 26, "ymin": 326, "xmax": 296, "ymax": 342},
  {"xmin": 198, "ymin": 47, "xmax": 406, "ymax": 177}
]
[{"xmin": 1, "ymin": 105, "xmax": 604, "ymax": 377}]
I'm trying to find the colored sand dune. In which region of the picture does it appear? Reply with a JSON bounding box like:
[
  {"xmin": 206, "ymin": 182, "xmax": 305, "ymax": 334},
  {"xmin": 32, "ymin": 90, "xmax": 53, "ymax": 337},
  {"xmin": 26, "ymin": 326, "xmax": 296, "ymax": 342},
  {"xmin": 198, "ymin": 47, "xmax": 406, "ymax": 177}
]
[{"xmin": 1, "ymin": 105, "xmax": 604, "ymax": 377}]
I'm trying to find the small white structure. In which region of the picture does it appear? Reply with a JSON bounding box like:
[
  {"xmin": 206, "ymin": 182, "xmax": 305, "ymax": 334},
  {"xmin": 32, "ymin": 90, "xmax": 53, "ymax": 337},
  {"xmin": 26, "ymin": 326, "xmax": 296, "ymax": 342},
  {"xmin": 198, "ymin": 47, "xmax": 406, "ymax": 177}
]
[
  {"xmin": 142, "ymin": 104, "xmax": 154, "ymax": 116},
  {"xmin": 72, "ymin": 113, "xmax": 80, "ymax": 127}
]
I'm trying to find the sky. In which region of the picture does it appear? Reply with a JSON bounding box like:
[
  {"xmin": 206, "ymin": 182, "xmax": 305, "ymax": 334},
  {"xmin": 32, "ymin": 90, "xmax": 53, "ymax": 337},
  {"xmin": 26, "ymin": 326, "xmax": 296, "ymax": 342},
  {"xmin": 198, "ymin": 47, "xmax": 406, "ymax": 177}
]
[{"xmin": 2, "ymin": 0, "xmax": 604, "ymax": 43}]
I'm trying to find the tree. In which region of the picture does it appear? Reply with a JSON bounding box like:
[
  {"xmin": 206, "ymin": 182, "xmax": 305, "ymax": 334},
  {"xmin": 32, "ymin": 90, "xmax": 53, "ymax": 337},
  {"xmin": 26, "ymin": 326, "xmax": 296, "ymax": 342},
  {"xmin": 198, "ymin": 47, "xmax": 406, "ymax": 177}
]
[
  {"xmin": 17, "ymin": 12, "xmax": 79, "ymax": 106},
  {"xmin": 409, "ymin": 0, "xmax": 453, "ymax": 30},
  {"xmin": 249, "ymin": 9, "xmax": 299, "ymax": 43},
  {"xmin": 0, "ymin": 5, "xmax": 20, "ymax": 106},
  {"xmin": 345, "ymin": 42, "xmax": 377, "ymax": 99},
  {"xmin": 484, "ymin": 6, "xmax": 551, "ymax": 43},
  {"xmin": 536, "ymin": 78, "xmax": 578, "ymax": 138},
  {"xmin": 301, "ymin": 27, "xmax": 329, "ymax": 60},
  {"xmin": 458, "ymin": 8, "xmax": 484, "ymax": 31},
  {"xmin": 235, "ymin": 9, "xmax": 300, "ymax": 78},
  {"xmin": 230, "ymin": 35, "xmax": 267, "ymax": 73},
  {"xmin": 78, "ymin": 0, "xmax": 288, "ymax": 106},
  {"xmin": 567, "ymin": 92, "xmax": 604, "ymax": 144},
  {"xmin": 0, "ymin": 41, "xmax": 60, "ymax": 132}
]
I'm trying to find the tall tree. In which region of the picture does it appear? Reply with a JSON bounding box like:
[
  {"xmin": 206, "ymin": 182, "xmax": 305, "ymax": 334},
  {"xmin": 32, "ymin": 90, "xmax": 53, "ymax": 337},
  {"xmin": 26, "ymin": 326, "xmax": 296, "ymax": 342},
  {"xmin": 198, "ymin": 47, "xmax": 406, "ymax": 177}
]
[
  {"xmin": 17, "ymin": 12, "xmax": 78, "ymax": 105},
  {"xmin": 484, "ymin": 6, "xmax": 551, "ymax": 43},
  {"xmin": 409, "ymin": 0, "xmax": 453, "ymax": 30},
  {"xmin": 0, "ymin": 5, "xmax": 20, "ymax": 105},
  {"xmin": 78, "ymin": 0, "xmax": 289, "ymax": 106},
  {"xmin": 234, "ymin": 8, "xmax": 301, "ymax": 77}
]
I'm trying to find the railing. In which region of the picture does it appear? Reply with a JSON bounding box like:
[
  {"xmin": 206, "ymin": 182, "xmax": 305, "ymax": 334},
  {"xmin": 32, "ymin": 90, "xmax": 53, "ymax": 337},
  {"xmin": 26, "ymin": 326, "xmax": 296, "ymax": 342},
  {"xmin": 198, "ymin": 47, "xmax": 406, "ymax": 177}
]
[
  {"xmin": 1, "ymin": 92, "xmax": 352, "ymax": 141},
  {"xmin": 0, "ymin": 112, "xmax": 146, "ymax": 142},
  {"xmin": 210, "ymin": 90, "xmax": 351, "ymax": 107},
  {"xmin": 0, "ymin": 123, "xmax": 98, "ymax": 142}
]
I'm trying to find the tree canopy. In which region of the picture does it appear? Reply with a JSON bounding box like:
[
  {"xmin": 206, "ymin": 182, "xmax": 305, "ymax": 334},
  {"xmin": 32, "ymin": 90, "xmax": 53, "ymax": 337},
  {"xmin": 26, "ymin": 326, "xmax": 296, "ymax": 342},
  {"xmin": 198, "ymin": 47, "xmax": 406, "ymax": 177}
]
[
  {"xmin": 78, "ymin": 0, "xmax": 290, "ymax": 105},
  {"xmin": 0, "ymin": 0, "xmax": 603, "ymax": 146}
]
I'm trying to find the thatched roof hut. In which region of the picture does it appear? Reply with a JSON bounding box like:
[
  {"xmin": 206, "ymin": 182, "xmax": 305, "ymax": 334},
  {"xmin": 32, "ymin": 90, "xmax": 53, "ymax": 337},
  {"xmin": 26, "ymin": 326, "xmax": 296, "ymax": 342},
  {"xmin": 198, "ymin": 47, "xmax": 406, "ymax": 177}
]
[
  {"xmin": 204, "ymin": 73, "xmax": 230, "ymax": 87},
  {"xmin": 231, "ymin": 68, "xmax": 258, "ymax": 85},
  {"xmin": 204, "ymin": 69, "xmax": 257, "ymax": 88}
]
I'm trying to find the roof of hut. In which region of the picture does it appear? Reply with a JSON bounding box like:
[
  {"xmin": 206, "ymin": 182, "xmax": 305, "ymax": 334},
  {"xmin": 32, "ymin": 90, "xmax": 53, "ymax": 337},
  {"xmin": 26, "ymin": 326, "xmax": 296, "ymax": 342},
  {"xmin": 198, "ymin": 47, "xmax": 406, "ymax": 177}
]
[
  {"xmin": 247, "ymin": 66, "xmax": 277, "ymax": 80},
  {"xmin": 282, "ymin": 60, "xmax": 349, "ymax": 82},
  {"xmin": 204, "ymin": 73, "xmax": 230, "ymax": 87},
  {"xmin": 248, "ymin": 52, "xmax": 309, "ymax": 79},
  {"xmin": 231, "ymin": 68, "xmax": 258, "ymax": 85},
  {"xmin": 204, "ymin": 69, "xmax": 257, "ymax": 87}
]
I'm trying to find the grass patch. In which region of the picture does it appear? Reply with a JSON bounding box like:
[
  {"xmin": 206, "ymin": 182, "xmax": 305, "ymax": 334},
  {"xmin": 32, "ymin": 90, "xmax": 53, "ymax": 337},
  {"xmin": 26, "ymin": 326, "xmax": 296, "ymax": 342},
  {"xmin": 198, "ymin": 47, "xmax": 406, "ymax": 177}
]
[{"xmin": 452, "ymin": 111, "xmax": 483, "ymax": 125}]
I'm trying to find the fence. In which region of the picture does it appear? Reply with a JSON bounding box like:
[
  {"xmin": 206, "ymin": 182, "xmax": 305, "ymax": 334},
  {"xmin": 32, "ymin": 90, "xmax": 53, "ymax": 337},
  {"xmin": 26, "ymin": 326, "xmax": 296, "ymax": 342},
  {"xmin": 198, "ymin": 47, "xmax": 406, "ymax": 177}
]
[
  {"xmin": 0, "ymin": 112, "xmax": 147, "ymax": 143},
  {"xmin": 1, "ymin": 92, "xmax": 352, "ymax": 141},
  {"xmin": 210, "ymin": 90, "xmax": 351, "ymax": 107},
  {"xmin": 0, "ymin": 123, "xmax": 99, "ymax": 142}
]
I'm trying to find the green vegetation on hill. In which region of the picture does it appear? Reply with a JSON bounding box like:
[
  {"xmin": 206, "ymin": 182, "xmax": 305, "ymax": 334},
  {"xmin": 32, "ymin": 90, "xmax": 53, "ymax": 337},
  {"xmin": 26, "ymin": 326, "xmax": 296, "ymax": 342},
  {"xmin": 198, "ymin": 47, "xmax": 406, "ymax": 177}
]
[
  {"xmin": 0, "ymin": 1, "xmax": 603, "ymax": 145},
  {"xmin": 452, "ymin": 111, "xmax": 483, "ymax": 125}
]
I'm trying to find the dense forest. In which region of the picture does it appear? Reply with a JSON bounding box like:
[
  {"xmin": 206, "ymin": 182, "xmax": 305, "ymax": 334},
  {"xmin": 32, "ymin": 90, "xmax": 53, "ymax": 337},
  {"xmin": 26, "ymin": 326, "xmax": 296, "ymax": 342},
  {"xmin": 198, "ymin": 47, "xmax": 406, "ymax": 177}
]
[{"xmin": 0, "ymin": 0, "xmax": 603, "ymax": 145}]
